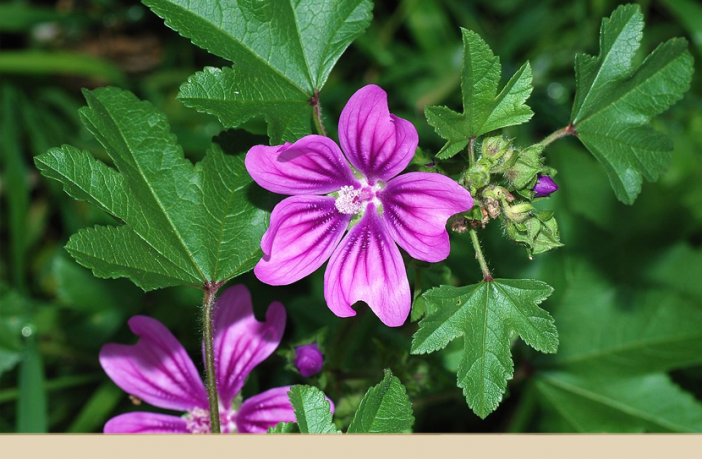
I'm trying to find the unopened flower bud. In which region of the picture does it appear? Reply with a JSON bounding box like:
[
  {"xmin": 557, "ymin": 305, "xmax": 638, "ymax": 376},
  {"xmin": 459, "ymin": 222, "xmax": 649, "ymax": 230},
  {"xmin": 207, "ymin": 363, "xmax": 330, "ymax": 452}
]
[
  {"xmin": 504, "ymin": 202, "xmax": 534, "ymax": 223},
  {"xmin": 532, "ymin": 175, "xmax": 559, "ymax": 198},
  {"xmin": 503, "ymin": 145, "xmax": 542, "ymax": 189},
  {"xmin": 481, "ymin": 136, "xmax": 511, "ymax": 161},
  {"xmin": 294, "ymin": 343, "xmax": 324, "ymax": 377}
]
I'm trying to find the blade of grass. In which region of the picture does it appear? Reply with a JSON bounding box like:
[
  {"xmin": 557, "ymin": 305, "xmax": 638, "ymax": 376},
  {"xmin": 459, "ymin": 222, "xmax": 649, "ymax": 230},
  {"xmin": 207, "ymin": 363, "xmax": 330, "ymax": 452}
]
[
  {"xmin": 0, "ymin": 52, "xmax": 125, "ymax": 84},
  {"xmin": 17, "ymin": 337, "xmax": 47, "ymax": 433},
  {"xmin": 0, "ymin": 84, "xmax": 29, "ymax": 292},
  {"xmin": 67, "ymin": 382, "xmax": 123, "ymax": 433}
]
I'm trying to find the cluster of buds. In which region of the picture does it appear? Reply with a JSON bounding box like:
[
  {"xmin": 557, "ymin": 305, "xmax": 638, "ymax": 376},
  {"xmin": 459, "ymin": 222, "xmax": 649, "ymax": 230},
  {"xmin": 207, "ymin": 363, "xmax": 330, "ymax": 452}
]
[{"xmin": 452, "ymin": 135, "xmax": 562, "ymax": 256}]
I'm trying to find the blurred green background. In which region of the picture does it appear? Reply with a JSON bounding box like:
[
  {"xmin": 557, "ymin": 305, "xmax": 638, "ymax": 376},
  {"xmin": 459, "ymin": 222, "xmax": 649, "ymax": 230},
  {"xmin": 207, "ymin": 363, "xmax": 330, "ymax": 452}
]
[{"xmin": 1, "ymin": 0, "xmax": 701, "ymax": 433}]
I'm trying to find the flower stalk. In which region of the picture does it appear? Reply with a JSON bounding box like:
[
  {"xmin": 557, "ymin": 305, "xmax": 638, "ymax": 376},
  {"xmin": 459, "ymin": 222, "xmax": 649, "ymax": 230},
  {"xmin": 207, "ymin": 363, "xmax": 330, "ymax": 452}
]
[
  {"xmin": 311, "ymin": 89, "xmax": 327, "ymax": 137},
  {"xmin": 468, "ymin": 136, "xmax": 476, "ymax": 166},
  {"xmin": 469, "ymin": 229, "xmax": 493, "ymax": 282},
  {"xmin": 538, "ymin": 124, "xmax": 577, "ymax": 148},
  {"xmin": 202, "ymin": 282, "xmax": 221, "ymax": 434}
]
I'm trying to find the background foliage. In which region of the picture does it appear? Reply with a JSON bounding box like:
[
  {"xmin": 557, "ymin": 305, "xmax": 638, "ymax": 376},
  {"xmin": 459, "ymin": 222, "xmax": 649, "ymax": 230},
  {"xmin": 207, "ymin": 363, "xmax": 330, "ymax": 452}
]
[{"xmin": 1, "ymin": 0, "xmax": 701, "ymax": 433}]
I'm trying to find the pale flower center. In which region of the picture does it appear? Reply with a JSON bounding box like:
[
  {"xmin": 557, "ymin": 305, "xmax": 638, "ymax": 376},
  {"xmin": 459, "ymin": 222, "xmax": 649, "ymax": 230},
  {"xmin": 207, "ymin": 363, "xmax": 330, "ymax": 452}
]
[
  {"xmin": 185, "ymin": 407, "xmax": 237, "ymax": 434},
  {"xmin": 334, "ymin": 183, "xmax": 383, "ymax": 215}
]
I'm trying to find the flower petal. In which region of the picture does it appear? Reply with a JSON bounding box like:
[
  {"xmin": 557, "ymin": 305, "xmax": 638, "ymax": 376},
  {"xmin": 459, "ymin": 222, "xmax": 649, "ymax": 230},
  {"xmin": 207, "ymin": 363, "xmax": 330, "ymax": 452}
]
[
  {"xmin": 99, "ymin": 316, "xmax": 207, "ymax": 412},
  {"xmin": 381, "ymin": 172, "xmax": 474, "ymax": 262},
  {"xmin": 234, "ymin": 386, "xmax": 296, "ymax": 434},
  {"xmin": 324, "ymin": 207, "xmax": 411, "ymax": 327},
  {"xmin": 104, "ymin": 412, "xmax": 189, "ymax": 434},
  {"xmin": 339, "ymin": 85, "xmax": 418, "ymax": 183},
  {"xmin": 211, "ymin": 285, "xmax": 286, "ymax": 407},
  {"xmin": 245, "ymin": 135, "xmax": 358, "ymax": 195},
  {"xmin": 255, "ymin": 196, "xmax": 351, "ymax": 285}
]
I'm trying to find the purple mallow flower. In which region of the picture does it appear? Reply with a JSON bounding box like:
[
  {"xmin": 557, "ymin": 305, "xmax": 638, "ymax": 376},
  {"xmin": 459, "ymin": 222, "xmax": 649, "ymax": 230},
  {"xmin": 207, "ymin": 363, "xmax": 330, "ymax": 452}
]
[
  {"xmin": 294, "ymin": 343, "xmax": 324, "ymax": 377},
  {"xmin": 246, "ymin": 85, "xmax": 473, "ymax": 327},
  {"xmin": 533, "ymin": 174, "xmax": 559, "ymax": 198},
  {"xmin": 99, "ymin": 285, "xmax": 308, "ymax": 434}
]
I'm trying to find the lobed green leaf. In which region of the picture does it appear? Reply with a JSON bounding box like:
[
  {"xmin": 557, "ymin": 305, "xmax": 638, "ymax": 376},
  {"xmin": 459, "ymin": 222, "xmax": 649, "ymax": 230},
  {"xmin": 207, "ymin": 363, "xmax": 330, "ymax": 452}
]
[
  {"xmin": 36, "ymin": 87, "xmax": 268, "ymax": 290},
  {"xmin": 412, "ymin": 279, "xmax": 557, "ymax": 418},
  {"xmin": 142, "ymin": 0, "xmax": 373, "ymax": 143},
  {"xmin": 425, "ymin": 28, "xmax": 533, "ymax": 159},
  {"xmin": 570, "ymin": 4, "xmax": 694, "ymax": 204}
]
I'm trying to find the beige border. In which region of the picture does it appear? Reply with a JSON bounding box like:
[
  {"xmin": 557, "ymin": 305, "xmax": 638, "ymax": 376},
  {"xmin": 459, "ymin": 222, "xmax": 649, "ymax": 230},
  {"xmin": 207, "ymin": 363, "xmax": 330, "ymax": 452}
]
[{"xmin": 1, "ymin": 435, "xmax": 701, "ymax": 459}]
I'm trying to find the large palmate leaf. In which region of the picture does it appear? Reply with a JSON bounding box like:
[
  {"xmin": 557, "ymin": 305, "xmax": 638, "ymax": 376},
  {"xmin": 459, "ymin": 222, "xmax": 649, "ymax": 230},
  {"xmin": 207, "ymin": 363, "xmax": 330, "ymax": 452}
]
[
  {"xmin": 35, "ymin": 87, "xmax": 268, "ymax": 291},
  {"xmin": 570, "ymin": 4, "xmax": 694, "ymax": 204},
  {"xmin": 347, "ymin": 369, "xmax": 414, "ymax": 433},
  {"xmin": 536, "ymin": 372, "xmax": 702, "ymax": 433},
  {"xmin": 548, "ymin": 271, "xmax": 702, "ymax": 374},
  {"xmin": 411, "ymin": 279, "xmax": 557, "ymax": 418},
  {"xmin": 535, "ymin": 263, "xmax": 702, "ymax": 433},
  {"xmin": 142, "ymin": 0, "xmax": 373, "ymax": 143},
  {"xmin": 425, "ymin": 28, "xmax": 533, "ymax": 159}
]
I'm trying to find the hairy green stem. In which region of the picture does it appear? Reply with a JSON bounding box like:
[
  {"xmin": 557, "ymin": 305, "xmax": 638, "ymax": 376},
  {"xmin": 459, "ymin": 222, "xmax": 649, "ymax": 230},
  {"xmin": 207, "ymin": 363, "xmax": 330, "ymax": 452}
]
[
  {"xmin": 469, "ymin": 229, "xmax": 493, "ymax": 282},
  {"xmin": 202, "ymin": 283, "xmax": 221, "ymax": 434},
  {"xmin": 311, "ymin": 90, "xmax": 327, "ymax": 137},
  {"xmin": 539, "ymin": 124, "xmax": 577, "ymax": 148},
  {"xmin": 468, "ymin": 136, "xmax": 476, "ymax": 166}
]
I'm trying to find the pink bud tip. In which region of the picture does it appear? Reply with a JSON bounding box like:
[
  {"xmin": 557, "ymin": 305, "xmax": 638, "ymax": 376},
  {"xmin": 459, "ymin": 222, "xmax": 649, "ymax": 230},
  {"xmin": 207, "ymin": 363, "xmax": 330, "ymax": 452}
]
[
  {"xmin": 533, "ymin": 175, "xmax": 559, "ymax": 197},
  {"xmin": 294, "ymin": 343, "xmax": 324, "ymax": 378}
]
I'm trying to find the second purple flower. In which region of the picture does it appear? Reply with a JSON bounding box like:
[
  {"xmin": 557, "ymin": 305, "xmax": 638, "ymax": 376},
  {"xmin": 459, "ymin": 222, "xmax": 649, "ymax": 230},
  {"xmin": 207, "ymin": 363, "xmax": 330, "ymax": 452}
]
[{"xmin": 246, "ymin": 85, "xmax": 473, "ymax": 327}]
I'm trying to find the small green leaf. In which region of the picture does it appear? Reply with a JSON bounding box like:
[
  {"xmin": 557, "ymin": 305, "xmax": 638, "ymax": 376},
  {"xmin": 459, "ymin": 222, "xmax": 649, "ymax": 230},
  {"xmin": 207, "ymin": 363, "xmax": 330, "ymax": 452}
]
[
  {"xmin": 425, "ymin": 28, "xmax": 533, "ymax": 159},
  {"xmin": 536, "ymin": 372, "xmax": 702, "ymax": 433},
  {"xmin": 412, "ymin": 279, "xmax": 557, "ymax": 418},
  {"xmin": 347, "ymin": 369, "xmax": 414, "ymax": 433},
  {"xmin": 143, "ymin": 0, "xmax": 373, "ymax": 143},
  {"xmin": 35, "ymin": 87, "xmax": 268, "ymax": 290},
  {"xmin": 570, "ymin": 4, "xmax": 694, "ymax": 204},
  {"xmin": 288, "ymin": 385, "xmax": 341, "ymax": 434},
  {"xmin": 267, "ymin": 421, "xmax": 298, "ymax": 434}
]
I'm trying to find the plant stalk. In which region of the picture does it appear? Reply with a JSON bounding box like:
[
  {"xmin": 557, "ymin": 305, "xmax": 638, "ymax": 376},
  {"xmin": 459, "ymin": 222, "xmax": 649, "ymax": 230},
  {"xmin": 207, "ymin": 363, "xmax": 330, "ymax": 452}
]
[
  {"xmin": 311, "ymin": 89, "xmax": 327, "ymax": 137},
  {"xmin": 468, "ymin": 136, "xmax": 476, "ymax": 166},
  {"xmin": 469, "ymin": 229, "xmax": 493, "ymax": 282},
  {"xmin": 202, "ymin": 282, "xmax": 221, "ymax": 434},
  {"xmin": 539, "ymin": 124, "xmax": 577, "ymax": 148}
]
